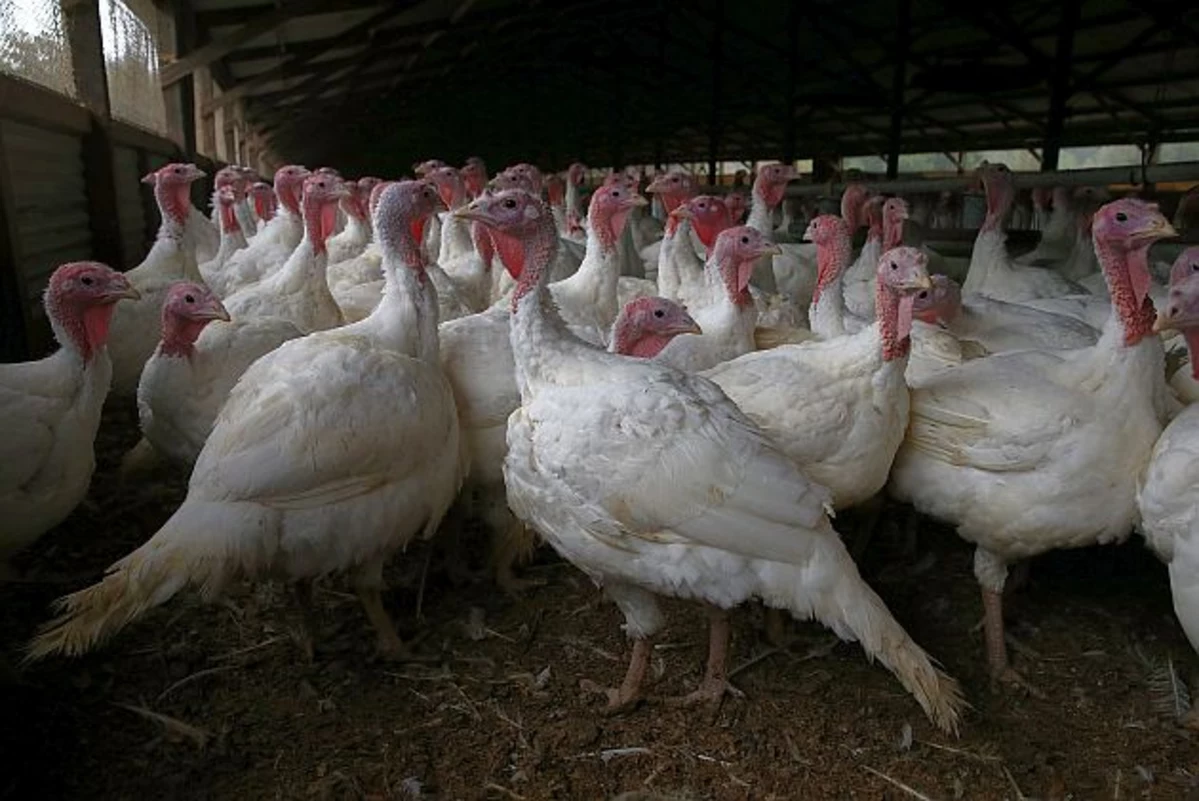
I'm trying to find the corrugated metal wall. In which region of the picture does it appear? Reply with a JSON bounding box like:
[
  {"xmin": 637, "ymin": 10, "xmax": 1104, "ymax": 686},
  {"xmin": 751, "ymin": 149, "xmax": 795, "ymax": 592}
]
[
  {"xmin": 113, "ymin": 145, "xmax": 147, "ymax": 264},
  {"xmin": 1, "ymin": 120, "xmax": 92, "ymax": 316}
]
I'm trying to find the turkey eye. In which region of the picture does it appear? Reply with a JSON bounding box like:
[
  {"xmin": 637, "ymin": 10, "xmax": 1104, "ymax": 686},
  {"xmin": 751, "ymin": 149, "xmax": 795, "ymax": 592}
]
[
  {"xmin": 740, "ymin": 236, "xmax": 750, "ymax": 244},
  {"xmin": 184, "ymin": 294, "xmax": 195, "ymax": 303},
  {"xmin": 1115, "ymin": 212, "xmax": 1128, "ymax": 222},
  {"xmin": 502, "ymin": 199, "xmax": 516, "ymax": 209},
  {"xmin": 653, "ymin": 309, "xmax": 665, "ymax": 318},
  {"xmin": 890, "ymin": 262, "xmax": 898, "ymax": 270},
  {"xmin": 1192, "ymin": 263, "xmax": 1199, "ymax": 272},
  {"xmin": 81, "ymin": 276, "xmax": 94, "ymax": 286},
  {"xmin": 918, "ymin": 290, "xmax": 928, "ymax": 299}
]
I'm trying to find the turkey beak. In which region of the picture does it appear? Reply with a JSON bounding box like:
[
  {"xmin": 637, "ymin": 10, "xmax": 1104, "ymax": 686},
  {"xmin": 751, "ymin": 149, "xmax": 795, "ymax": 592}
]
[
  {"xmin": 1136, "ymin": 217, "xmax": 1178, "ymax": 243},
  {"xmin": 201, "ymin": 300, "xmax": 231, "ymax": 322},
  {"xmin": 911, "ymin": 274, "xmax": 934, "ymax": 291},
  {"xmin": 106, "ymin": 280, "xmax": 141, "ymax": 302},
  {"xmin": 185, "ymin": 164, "xmax": 207, "ymax": 182},
  {"xmin": 622, "ymin": 195, "xmax": 649, "ymax": 210},
  {"xmin": 1153, "ymin": 309, "xmax": 1176, "ymax": 333},
  {"xmin": 757, "ymin": 243, "xmax": 783, "ymax": 257},
  {"xmin": 453, "ymin": 203, "xmax": 489, "ymax": 225},
  {"xmin": 668, "ymin": 317, "xmax": 703, "ymax": 337},
  {"xmin": 670, "ymin": 205, "xmax": 693, "ymax": 221}
]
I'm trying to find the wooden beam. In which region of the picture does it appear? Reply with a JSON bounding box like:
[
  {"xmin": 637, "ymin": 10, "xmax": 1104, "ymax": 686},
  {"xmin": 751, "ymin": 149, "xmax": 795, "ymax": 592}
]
[
  {"xmin": 203, "ymin": 3, "xmax": 416, "ymax": 113},
  {"xmin": 159, "ymin": 0, "xmax": 331, "ymax": 87}
]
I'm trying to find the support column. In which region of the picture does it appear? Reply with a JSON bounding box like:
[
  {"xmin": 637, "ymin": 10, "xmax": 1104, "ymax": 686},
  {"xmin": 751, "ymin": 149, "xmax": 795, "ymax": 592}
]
[
  {"xmin": 886, "ymin": 0, "xmax": 911, "ymax": 179},
  {"xmin": 1041, "ymin": 0, "xmax": 1080, "ymax": 171},
  {"xmin": 62, "ymin": 0, "xmax": 125, "ymax": 269}
]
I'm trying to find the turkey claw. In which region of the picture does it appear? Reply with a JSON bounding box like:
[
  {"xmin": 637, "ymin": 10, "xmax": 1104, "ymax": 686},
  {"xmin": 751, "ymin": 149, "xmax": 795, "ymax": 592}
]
[
  {"xmin": 669, "ymin": 677, "xmax": 744, "ymax": 710},
  {"xmin": 990, "ymin": 666, "xmax": 1046, "ymax": 699},
  {"xmin": 579, "ymin": 678, "xmax": 643, "ymax": 715}
]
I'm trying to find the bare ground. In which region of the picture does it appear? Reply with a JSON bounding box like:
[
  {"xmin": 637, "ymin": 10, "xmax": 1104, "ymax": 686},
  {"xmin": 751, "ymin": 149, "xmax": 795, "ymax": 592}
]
[{"xmin": 2, "ymin": 405, "xmax": 1198, "ymax": 801}]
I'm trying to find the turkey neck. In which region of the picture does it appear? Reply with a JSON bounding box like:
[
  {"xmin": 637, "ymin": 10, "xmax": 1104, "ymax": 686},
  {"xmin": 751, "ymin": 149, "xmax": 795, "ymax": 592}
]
[
  {"xmin": 508, "ymin": 220, "xmax": 593, "ymax": 399},
  {"xmin": 747, "ymin": 186, "xmax": 778, "ymax": 234},
  {"xmin": 158, "ymin": 317, "xmax": 212, "ymax": 359},
  {"xmin": 1094, "ymin": 237, "xmax": 1157, "ymax": 347},
  {"xmin": 883, "ymin": 216, "xmax": 905, "ymax": 251},
  {"xmin": 357, "ymin": 225, "xmax": 438, "ymax": 362},
  {"xmin": 810, "ymin": 230, "xmax": 853, "ymax": 338},
  {"xmin": 875, "ymin": 279, "xmax": 913, "ymax": 361},
  {"xmin": 437, "ymin": 211, "xmax": 475, "ymax": 264}
]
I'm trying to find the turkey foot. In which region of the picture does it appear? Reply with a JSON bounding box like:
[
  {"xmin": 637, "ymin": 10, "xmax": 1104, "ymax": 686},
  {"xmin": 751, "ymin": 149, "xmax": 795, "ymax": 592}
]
[
  {"xmin": 580, "ymin": 637, "xmax": 652, "ymax": 714},
  {"xmin": 981, "ymin": 587, "xmax": 1045, "ymax": 699},
  {"xmin": 670, "ymin": 607, "xmax": 743, "ymax": 708},
  {"xmin": 357, "ymin": 587, "xmax": 410, "ymax": 661}
]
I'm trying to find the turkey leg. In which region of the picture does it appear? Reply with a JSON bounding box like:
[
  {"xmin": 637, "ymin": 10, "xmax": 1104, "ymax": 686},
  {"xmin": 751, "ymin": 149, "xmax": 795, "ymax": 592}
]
[
  {"xmin": 981, "ymin": 586, "xmax": 1044, "ymax": 697},
  {"xmin": 357, "ymin": 587, "xmax": 408, "ymax": 660},
  {"xmin": 672, "ymin": 606, "xmax": 743, "ymax": 707},
  {"xmin": 581, "ymin": 637, "xmax": 653, "ymax": 713},
  {"xmin": 492, "ymin": 517, "xmax": 544, "ymax": 596}
]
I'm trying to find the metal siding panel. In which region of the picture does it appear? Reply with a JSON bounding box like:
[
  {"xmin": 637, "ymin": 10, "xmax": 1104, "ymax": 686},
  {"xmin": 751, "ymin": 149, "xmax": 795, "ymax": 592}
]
[
  {"xmin": 113, "ymin": 146, "xmax": 147, "ymax": 262},
  {"xmin": 2, "ymin": 120, "xmax": 91, "ymax": 307}
]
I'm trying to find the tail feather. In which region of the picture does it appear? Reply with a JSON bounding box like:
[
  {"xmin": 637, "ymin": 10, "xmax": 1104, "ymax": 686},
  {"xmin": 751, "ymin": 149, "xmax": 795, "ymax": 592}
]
[
  {"xmin": 26, "ymin": 500, "xmax": 272, "ymax": 661},
  {"xmin": 770, "ymin": 541, "xmax": 968, "ymax": 735}
]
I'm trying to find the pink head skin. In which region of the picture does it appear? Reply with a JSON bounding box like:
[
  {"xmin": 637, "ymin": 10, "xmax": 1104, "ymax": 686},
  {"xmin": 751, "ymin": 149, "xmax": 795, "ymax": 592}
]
[
  {"xmin": 44, "ymin": 261, "xmax": 140, "ymax": 363},
  {"xmin": 1156, "ymin": 247, "xmax": 1199, "ymax": 377},
  {"xmin": 1072, "ymin": 186, "xmax": 1109, "ymax": 236},
  {"xmin": 428, "ymin": 166, "xmax": 468, "ymax": 211},
  {"xmin": 273, "ymin": 165, "xmax": 311, "ymax": 217},
  {"xmin": 461, "ymin": 157, "xmax": 488, "ymax": 199},
  {"xmin": 672, "ymin": 195, "xmax": 732, "ymax": 253},
  {"xmin": 587, "ymin": 183, "xmax": 649, "ymax": 253},
  {"xmin": 875, "ymin": 246, "xmax": 933, "ymax": 361},
  {"xmin": 413, "ymin": 159, "xmax": 446, "ymax": 177},
  {"xmin": 141, "ymin": 163, "xmax": 206, "ymax": 226},
  {"xmin": 646, "ymin": 171, "xmax": 697, "ymax": 219},
  {"xmin": 249, "ymin": 182, "xmax": 276, "ymax": 223},
  {"xmin": 977, "ymin": 162, "xmax": 1014, "ymax": 232},
  {"xmin": 882, "ymin": 197, "xmax": 909, "ymax": 250},
  {"xmin": 840, "ymin": 183, "xmax": 869, "ymax": 231},
  {"xmin": 752, "ymin": 163, "xmax": 798, "ymax": 210},
  {"xmin": 454, "ymin": 189, "xmax": 559, "ymax": 307},
  {"xmin": 610, "ymin": 296, "xmax": 702, "ymax": 358},
  {"xmin": 358, "ymin": 176, "xmax": 384, "ymax": 198},
  {"xmin": 373, "ymin": 180, "xmax": 447, "ymax": 274},
  {"xmin": 912, "ymin": 274, "xmax": 962, "ymax": 325},
  {"xmin": 1092, "ymin": 197, "xmax": 1177, "ymax": 345},
  {"xmin": 216, "ymin": 186, "xmax": 241, "ymax": 234},
  {"xmin": 803, "ymin": 215, "xmax": 852, "ymax": 302},
  {"xmin": 710, "ymin": 225, "xmax": 782, "ymax": 307},
  {"xmin": 492, "ymin": 169, "xmax": 536, "ymax": 193},
  {"xmin": 157, "ymin": 281, "xmax": 231, "ymax": 359},
  {"xmin": 300, "ymin": 174, "xmax": 350, "ymax": 255},
  {"xmin": 507, "ymin": 163, "xmax": 544, "ymax": 193},
  {"xmin": 214, "ymin": 166, "xmax": 249, "ymax": 197},
  {"xmin": 567, "ymin": 162, "xmax": 587, "ymax": 187},
  {"xmin": 546, "ymin": 173, "xmax": 566, "ymax": 207},
  {"xmin": 724, "ymin": 191, "xmax": 748, "ymax": 224}
]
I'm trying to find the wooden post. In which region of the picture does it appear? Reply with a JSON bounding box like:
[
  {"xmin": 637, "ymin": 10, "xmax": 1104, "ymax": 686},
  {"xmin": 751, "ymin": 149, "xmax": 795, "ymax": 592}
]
[
  {"xmin": 1041, "ymin": 0, "xmax": 1080, "ymax": 172},
  {"xmin": 0, "ymin": 125, "xmax": 32, "ymax": 359},
  {"xmin": 195, "ymin": 67, "xmax": 216, "ymax": 156},
  {"xmin": 886, "ymin": 0, "xmax": 911, "ymax": 179},
  {"xmin": 62, "ymin": 0, "xmax": 125, "ymax": 269}
]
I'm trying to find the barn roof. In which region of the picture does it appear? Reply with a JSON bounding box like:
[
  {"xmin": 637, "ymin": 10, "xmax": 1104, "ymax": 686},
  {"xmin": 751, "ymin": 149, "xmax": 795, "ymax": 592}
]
[{"xmin": 160, "ymin": 0, "xmax": 1199, "ymax": 173}]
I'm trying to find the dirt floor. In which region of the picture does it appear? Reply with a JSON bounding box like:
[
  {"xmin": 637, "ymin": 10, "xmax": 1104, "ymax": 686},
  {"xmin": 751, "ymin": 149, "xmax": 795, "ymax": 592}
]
[{"xmin": 3, "ymin": 405, "xmax": 1199, "ymax": 801}]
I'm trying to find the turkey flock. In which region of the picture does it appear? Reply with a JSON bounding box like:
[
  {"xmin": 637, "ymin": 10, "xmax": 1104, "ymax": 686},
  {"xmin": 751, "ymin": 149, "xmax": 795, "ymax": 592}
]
[{"xmin": 6, "ymin": 154, "xmax": 1199, "ymax": 738}]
